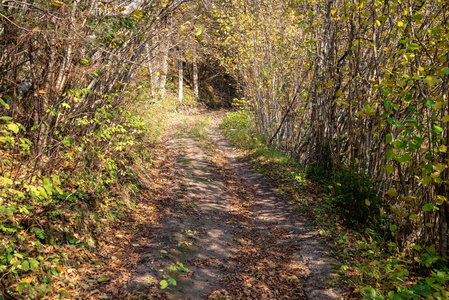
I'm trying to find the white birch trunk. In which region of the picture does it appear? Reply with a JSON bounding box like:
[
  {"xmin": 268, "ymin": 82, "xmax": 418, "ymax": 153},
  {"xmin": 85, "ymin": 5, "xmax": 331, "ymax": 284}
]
[
  {"xmin": 178, "ymin": 60, "xmax": 183, "ymax": 103},
  {"xmin": 159, "ymin": 47, "xmax": 169, "ymax": 99},
  {"xmin": 193, "ymin": 58, "xmax": 199, "ymax": 100}
]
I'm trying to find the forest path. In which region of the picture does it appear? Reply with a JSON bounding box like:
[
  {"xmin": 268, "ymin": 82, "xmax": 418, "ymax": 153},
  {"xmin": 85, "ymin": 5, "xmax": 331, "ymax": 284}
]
[{"xmin": 123, "ymin": 111, "xmax": 344, "ymax": 299}]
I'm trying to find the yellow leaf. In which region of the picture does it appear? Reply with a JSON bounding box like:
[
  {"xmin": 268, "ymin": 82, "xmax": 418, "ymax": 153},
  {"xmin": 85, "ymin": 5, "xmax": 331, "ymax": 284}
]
[
  {"xmin": 441, "ymin": 115, "xmax": 449, "ymax": 122},
  {"xmin": 424, "ymin": 76, "xmax": 439, "ymax": 87},
  {"xmin": 436, "ymin": 195, "xmax": 447, "ymax": 205},
  {"xmin": 38, "ymin": 90, "xmax": 46, "ymax": 94},
  {"xmin": 386, "ymin": 188, "xmax": 398, "ymax": 197},
  {"xmin": 133, "ymin": 10, "xmax": 143, "ymax": 19},
  {"xmin": 433, "ymin": 163, "xmax": 446, "ymax": 172},
  {"xmin": 365, "ymin": 199, "xmax": 371, "ymax": 206},
  {"xmin": 118, "ymin": 7, "xmax": 126, "ymax": 12},
  {"xmin": 288, "ymin": 275, "xmax": 299, "ymax": 281},
  {"xmin": 440, "ymin": 145, "xmax": 448, "ymax": 153},
  {"xmin": 430, "ymin": 172, "xmax": 440, "ymax": 179},
  {"xmin": 21, "ymin": 278, "xmax": 33, "ymax": 284},
  {"xmin": 51, "ymin": 1, "xmax": 64, "ymax": 6}
]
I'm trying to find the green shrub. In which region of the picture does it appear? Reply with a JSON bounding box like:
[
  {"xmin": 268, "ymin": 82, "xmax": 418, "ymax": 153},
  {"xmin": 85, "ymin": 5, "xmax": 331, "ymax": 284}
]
[{"xmin": 330, "ymin": 167, "xmax": 384, "ymax": 230}]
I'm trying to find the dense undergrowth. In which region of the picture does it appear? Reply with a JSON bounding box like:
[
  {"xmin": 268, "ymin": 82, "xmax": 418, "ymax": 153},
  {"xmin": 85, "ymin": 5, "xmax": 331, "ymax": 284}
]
[
  {"xmin": 220, "ymin": 109, "xmax": 449, "ymax": 299},
  {"xmin": 0, "ymin": 82, "xmax": 188, "ymax": 299}
]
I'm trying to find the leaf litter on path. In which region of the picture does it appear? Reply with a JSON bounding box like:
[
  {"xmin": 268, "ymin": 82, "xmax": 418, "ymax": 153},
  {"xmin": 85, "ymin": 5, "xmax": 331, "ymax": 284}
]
[{"xmin": 99, "ymin": 111, "xmax": 344, "ymax": 299}]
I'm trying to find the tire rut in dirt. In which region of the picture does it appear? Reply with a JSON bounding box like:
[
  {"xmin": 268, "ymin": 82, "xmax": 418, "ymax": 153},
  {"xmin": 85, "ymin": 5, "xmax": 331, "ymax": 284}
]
[
  {"xmin": 207, "ymin": 118, "xmax": 344, "ymax": 299},
  {"xmin": 207, "ymin": 145, "xmax": 307, "ymax": 299},
  {"xmin": 125, "ymin": 135, "xmax": 236, "ymax": 299}
]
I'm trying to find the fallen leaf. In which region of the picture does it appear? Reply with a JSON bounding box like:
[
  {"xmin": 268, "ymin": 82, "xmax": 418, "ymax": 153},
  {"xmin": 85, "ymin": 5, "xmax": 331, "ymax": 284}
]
[
  {"xmin": 288, "ymin": 275, "xmax": 299, "ymax": 281},
  {"xmin": 97, "ymin": 277, "xmax": 110, "ymax": 283}
]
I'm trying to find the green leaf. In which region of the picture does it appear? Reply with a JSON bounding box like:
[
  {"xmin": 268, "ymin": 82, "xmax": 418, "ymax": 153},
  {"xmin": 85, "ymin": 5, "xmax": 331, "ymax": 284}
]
[
  {"xmin": 397, "ymin": 154, "xmax": 411, "ymax": 163},
  {"xmin": 409, "ymin": 213, "xmax": 418, "ymax": 220},
  {"xmin": 18, "ymin": 282, "xmax": 28, "ymax": 293},
  {"xmin": 160, "ymin": 280, "xmax": 168, "ymax": 289},
  {"xmin": 177, "ymin": 263, "xmax": 188, "ymax": 272},
  {"xmin": 195, "ymin": 28, "xmax": 202, "ymax": 36},
  {"xmin": 168, "ymin": 278, "xmax": 177, "ymax": 286},
  {"xmin": 433, "ymin": 124, "xmax": 444, "ymax": 133},
  {"xmin": 97, "ymin": 277, "xmax": 110, "ymax": 283},
  {"xmin": 0, "ymin": 176, "xmax": 13, "ymax": 186},
  {"xmin": 413, "ymin": 135, "xmax": 423, "ymax": 144},
  {"xmin": 412, "ymin": 284, "xmax": 432, "ymax": 298},
  {"xmin": 386, "ymin": 165, "xmax": 394, "ymax": 175},
  {"xmin": 386, "ymin": 134, "xmax": 393, "ymax": 143},
  {"xmin": 407, "ymin": 43, "xmax": 419, "ymax": 50},
  {"xmin": 424, "ymin": 76, "xmax": 439, "ymax": 87},
  {"xmin": 38, "ymin": 187, "xmax": 48, "ymax": 199},
  {"xmin": 0, "ymin": 98, "xmax": 10, "ymax": 110},
  {"xmin": 422, "ymin": 176, "xmax": 432, "ymax": 186},
  {"xmin": 386, "ymin": 149, "xmax": 395, "ymax": 159},
  {"xmin": 423, "ymin": 204, "xmax": 435, "ymax": 211},
  {"xmin": 7, "ymin": 123, "xmax": 19, "ymax": 133},
  {"xmin": 59, "ymin": 289, "xmax": 68, "ymax": 298},
  {"xmin": 29, "ymin": 259, "xmax": 39, "ymax": 271},
  {"xmin": 22, "ymin": 260, "xmax": 29, "ymax": 271},
  {"xmin": 39, "ymin": 283, "xmax": 50, "ymax": 293},
  {"xmin": 390, "ymin": 225, "xmax": 397, "ymax": 232}
]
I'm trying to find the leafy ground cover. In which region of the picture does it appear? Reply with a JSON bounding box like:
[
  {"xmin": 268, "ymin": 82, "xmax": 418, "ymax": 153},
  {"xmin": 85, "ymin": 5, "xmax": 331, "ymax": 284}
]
[
  {"xmin": 0, "ymin": 83, "xmax": 186, "ymax": 299},
  {"xmin": 220, "ymin": 109, "xmax": 449, "ymax": 299}
]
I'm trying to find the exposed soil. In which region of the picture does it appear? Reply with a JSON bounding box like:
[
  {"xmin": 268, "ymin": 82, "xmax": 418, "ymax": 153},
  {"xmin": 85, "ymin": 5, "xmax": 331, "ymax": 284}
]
[{"xmin": 102, "ymin": 111, "xmax": 345, "ymax": 299}]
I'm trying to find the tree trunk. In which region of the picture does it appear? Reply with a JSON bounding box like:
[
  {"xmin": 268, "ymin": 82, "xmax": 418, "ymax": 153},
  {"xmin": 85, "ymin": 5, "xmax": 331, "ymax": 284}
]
[
  {"xmin": 160, "ymin": 46, "xmax": 169, "ymax": 99},
  {"xmin": 179, "ymin": 60, "xmax": 183, "ymax": 103},
  {"xmin": 193, "ymin": 58, "xmax": 199, "ymax": 100}
]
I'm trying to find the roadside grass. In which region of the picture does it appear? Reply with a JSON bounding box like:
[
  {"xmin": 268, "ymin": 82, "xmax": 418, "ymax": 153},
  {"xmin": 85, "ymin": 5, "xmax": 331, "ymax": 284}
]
[
  {"xmin": 174, "ymin": 115, "xmax": 213, "ymax": 149},
  {"xmin": 219, "ymin": 109, "xmax": 449, "ymax": 300}
]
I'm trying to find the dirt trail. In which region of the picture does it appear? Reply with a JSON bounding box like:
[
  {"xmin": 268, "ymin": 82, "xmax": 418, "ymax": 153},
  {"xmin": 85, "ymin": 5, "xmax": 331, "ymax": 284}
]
[{"xmin": 124, "ymin": 112, "xmax": 344, "ymax": 299}]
